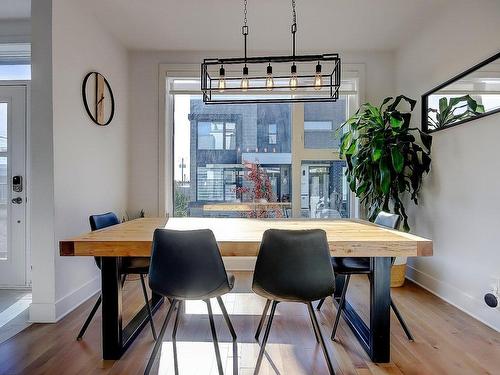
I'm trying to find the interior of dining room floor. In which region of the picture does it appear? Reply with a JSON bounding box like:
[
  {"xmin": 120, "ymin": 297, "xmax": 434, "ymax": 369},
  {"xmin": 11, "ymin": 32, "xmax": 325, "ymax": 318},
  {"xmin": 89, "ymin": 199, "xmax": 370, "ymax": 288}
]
[{"xmin": 0, "ymin": 0, "xmax": 499, "ymax": 374}]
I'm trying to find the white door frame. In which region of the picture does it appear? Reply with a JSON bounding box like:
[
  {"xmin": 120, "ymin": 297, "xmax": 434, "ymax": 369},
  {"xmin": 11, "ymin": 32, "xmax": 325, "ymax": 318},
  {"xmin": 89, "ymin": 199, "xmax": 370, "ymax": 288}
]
[{"xmin": 0, "ymin": 81, "xmax": 31, "ymax": 289}]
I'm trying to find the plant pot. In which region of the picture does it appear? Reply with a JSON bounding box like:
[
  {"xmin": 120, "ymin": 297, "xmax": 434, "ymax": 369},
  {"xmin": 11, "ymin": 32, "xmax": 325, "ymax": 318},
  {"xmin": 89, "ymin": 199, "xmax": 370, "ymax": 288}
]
[{"xmin": 391, "ymin": 257, "xmax": 407, "ymax": 287}]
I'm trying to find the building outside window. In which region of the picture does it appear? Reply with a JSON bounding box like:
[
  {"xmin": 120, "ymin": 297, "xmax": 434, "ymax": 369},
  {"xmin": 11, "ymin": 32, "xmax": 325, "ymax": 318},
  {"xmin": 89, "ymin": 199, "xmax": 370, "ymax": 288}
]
[
  {"xmin": 268, "ymin": 124, "xmax": 277, "ymax": 144},
  {"xmin": 171, "ymin": 77, "xmax": 358, "ymax": 219}
]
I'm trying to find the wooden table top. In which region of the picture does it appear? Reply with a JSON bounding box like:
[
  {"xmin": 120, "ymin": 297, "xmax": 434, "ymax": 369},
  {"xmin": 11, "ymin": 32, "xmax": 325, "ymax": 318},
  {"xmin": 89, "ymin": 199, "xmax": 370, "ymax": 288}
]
[{"xmin": 60, "ymin": 217, "xmax": 432, "ymax": 258}]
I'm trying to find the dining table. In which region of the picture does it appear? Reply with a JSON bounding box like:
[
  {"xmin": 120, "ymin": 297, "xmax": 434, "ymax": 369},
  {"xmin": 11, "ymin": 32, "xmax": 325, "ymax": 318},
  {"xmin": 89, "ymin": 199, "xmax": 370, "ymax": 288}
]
[{"xmin": 59, "ymin": 217, "xmax": 432, "ymax": 362}]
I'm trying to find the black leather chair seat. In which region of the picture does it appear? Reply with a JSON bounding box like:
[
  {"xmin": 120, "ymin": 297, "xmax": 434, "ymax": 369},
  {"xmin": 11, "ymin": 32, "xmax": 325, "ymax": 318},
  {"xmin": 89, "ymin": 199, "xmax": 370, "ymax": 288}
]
[
  {"xmin": 253, "ymin": 278, "xmax": 334, "ymax": 303},
  {"xmin": 331, "ymin": 257, "xmax": 371, "ymax": 274},
  {"xmin": 157, "ymin": 272, "xmax": 235, "ymax": 301}
]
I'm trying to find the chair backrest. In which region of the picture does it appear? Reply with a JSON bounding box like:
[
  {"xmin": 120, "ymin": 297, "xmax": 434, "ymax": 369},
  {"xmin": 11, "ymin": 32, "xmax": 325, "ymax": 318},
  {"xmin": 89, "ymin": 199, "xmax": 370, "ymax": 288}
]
[
  {"xmin": 89, "ymin": 212, "xmax": 120, "ymax": 270},
  {"xmin": 89, "ymin": 212, "xmax": 120, "ymax": 231},
  {"xmin": 374, "ymin": 211, "xmax": 401, "ymax": 229},
  {"xmin": 149, "ymin": 229, "xmax": 230, "ymax": 300},
  {"xmin": 252, "ymin": 229, "xmax": 335, "ymax": 302}
]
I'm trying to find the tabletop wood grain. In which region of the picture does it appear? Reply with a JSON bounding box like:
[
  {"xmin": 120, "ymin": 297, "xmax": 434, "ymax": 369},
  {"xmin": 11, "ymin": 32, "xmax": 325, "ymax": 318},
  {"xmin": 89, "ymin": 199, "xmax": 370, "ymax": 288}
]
[{"xmin": 60, "ymin": 217, "xmax": 432, "ymax": 258}]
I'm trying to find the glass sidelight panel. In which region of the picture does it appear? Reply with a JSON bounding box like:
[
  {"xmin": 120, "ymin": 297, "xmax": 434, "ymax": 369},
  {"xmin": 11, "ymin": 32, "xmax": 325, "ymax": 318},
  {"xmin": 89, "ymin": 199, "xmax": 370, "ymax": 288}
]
[{"xmin": 0, "ymin": 103, "xmax": 7, "ymax": 260}]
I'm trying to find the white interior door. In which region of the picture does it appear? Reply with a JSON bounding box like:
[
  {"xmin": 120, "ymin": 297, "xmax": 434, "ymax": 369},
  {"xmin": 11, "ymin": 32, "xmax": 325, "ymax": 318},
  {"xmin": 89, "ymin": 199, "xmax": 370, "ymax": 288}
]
[{"xmin": 0, "ymin": 86, "xmax": 27, "ymax": 287}]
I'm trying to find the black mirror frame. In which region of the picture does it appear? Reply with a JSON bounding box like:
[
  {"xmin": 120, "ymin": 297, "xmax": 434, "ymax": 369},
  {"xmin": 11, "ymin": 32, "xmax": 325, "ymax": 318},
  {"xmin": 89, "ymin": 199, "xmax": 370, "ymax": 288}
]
[{"xmin": 421, "ymin": 51, "xmax": 500, "ymax": 134}]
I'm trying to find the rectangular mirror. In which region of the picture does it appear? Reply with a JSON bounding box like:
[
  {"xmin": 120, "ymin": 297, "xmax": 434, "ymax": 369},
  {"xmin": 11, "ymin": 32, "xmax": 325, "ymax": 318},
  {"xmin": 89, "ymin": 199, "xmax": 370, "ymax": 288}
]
[{"xmin": 422, "ymin": 52, "xmax": 500, "ymax": 133}]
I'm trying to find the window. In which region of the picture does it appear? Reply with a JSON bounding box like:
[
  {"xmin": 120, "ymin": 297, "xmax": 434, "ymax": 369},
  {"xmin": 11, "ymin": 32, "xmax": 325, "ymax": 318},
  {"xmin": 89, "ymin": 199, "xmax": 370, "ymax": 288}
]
[
  {"xmin": 197, "ymin": 121, "xmax": 236, "ymax": 150},
  {"xmin": 171, "ymin": 77, "xmax": 358, "ymax": 218},
  {"xmin": 304, "ymin": 99, "xmax": 347, "ymax": 149},
  {"xmin": 268, "ymin": 124, "xmax": 277, "ymax": 144},
  {"xmin": 0, "ymin": 44, "xmax": 31, "ymax": 80}
]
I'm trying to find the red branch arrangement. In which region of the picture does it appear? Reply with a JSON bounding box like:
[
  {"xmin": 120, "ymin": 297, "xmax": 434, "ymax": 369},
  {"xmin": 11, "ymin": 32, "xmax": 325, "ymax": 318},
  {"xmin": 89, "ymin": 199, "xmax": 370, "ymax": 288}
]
[{"xmin": 235, "ymin": 162, "xmax": 283, "ymax": 218}]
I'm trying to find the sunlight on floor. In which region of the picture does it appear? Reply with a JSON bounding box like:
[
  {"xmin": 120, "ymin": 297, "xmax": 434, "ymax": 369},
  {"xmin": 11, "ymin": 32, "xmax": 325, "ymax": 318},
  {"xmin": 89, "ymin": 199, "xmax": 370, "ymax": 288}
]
[
  {"xmin": 0, "ymin": 292, "xmax": 31, "ymax": 329},
  {"xmin": 157, "ymin": 341, "xmax": 296, "ymax": 375}
]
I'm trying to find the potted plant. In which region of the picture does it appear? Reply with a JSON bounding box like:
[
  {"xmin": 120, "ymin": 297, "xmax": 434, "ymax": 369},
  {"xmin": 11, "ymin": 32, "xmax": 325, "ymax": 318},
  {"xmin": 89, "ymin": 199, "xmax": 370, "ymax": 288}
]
[{"xmin": 339, "ymin": 95, "xmax": 432, "ymax": 286}]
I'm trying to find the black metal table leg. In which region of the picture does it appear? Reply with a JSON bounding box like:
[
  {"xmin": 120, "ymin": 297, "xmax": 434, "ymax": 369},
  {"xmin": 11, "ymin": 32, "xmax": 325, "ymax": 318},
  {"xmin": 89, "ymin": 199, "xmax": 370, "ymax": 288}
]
[
  {"xmin": 331, "ymin": 258, "xmax": 392, "ymax": 363},
  {"xmin": 369, "ymin": 257, "xmax": 391, "ymax": 362},
  {"xmin": 101, "ymin": 257, "xmax": 123, "ymax": 360},
  {"xmin": 101, "ymin": 257, "xmax": 164, "ymax": 360}
]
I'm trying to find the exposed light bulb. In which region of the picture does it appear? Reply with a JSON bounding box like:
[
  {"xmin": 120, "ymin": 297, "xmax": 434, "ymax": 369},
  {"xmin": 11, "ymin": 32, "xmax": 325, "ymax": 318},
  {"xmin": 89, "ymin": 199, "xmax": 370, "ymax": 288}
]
[
  {"xmin": 314, "ymin": 62, "xmax": 322, "ymax": 91},
  {"xmin": 290, "ymin": 63, "xmax": 298, "ymax": 91},
  {"xmin": 266, "ymin": 64, "xmax": 274, "ymax": 91},
  {"xmin": 218, "ymin": 65, "xmax": 226, "ymax": 93},
  {"xmin": 241, "ymin": 65, "xmax": 249, "ymax": 92}
]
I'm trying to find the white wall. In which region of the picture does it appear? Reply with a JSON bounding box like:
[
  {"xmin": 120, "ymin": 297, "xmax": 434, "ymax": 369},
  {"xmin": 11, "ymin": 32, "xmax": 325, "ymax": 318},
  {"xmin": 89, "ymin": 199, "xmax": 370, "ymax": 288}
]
[
  {"xmin": 30, "ymin": 0, "xmax": 130, "ymax": 321},
  {"xmin": 396, "ymin": 0, "xmax": 500, "ymax": 331},
  {"xmin": 51, "ymin": 0, "xmax": 130, "ymax": 319},
  {"xmin": 127, "ymin": 50, "xmax": 395, "ymax": 215}
]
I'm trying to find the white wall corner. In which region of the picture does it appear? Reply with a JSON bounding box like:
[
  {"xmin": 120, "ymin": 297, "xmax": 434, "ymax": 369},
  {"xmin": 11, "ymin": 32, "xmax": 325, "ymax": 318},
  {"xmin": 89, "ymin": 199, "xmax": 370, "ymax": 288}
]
[{"xmin": 406, "ymin": 265, "xmax": 500, "ymax": 332}]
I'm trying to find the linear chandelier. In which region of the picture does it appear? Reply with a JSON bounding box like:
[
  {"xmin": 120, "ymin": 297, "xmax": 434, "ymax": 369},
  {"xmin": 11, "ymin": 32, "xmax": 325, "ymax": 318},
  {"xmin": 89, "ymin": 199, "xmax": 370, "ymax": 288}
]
[{"xmin": 201, "ymin": 0, "xmax": 341, "ymax": 104}]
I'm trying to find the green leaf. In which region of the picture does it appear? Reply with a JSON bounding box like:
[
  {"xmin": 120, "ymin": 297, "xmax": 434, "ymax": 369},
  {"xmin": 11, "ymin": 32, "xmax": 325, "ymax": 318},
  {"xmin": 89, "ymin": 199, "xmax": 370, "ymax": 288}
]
[
  {"xmin": 371, "ymin": 139, "xmax": 383, "ymax": 161},
  {"xmin": 390, "ymin": 115, "xmax": 403, "ymax": 129},
  {"xmin": 391, "ymin": 147, "xmax": 404, "ymax": 173},
  {"xmin": 379, "ymin": 159, "xmax": 391, "ymax": 194},
  {"xmin": 420, "ymin": 132, "xmax": 432, "ymax": 151}
]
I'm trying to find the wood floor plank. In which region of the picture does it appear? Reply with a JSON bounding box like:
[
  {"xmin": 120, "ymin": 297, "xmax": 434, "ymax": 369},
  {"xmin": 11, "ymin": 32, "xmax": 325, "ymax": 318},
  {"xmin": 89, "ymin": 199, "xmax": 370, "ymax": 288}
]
[{"xmin": 0, "ymin": 273, "xmax": 498, "ymax": 375}]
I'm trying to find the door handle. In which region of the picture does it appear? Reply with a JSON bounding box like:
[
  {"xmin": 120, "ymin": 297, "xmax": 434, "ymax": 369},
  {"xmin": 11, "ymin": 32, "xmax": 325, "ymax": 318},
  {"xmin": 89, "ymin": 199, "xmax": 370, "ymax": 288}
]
[{"xmin": 11, "ymin": 197, "xmax": 22, "ymax": 204}]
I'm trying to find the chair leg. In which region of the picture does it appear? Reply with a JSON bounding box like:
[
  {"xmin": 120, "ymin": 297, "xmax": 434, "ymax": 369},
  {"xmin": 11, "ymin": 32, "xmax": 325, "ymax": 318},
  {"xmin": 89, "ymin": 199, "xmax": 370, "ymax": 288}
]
[
  {"xmin": 206, "ymin": 299, "xmax": 224, "ymax": 375},
  {"xmin": 172, "ymin": 301, "xmax": 182, "ymax": 375},
  {"xmin": 308, "ymin": 304, "xmax": 320, "ymax": 343},
  {"xmin": 254, "ymin": 300, "xmax": 278, "ymax": 375},
  {"xmin": 391, "ymin": 298, "xmax": 414, "ymax": 341},
  {"xmin": 140, "ymin": 274, "xmax": 158, "ymax": 341},
  {"xmin": 144, "ymin": 299, "xmax": 178, "ymax": 375},
  {"xmin": 307, "ymin": 302, "xmax": 335, "ymax": 375},
  {"xmin": 76, "ymin": 295, "xmax": 101, "ymax": 340},
  {"xmin": 172, "ymin": 300, "xmax": 182, "ymax": 340},
  {"xmin": 316, "ymin": 298, "xmax": 326, "ymax": 311},
  {"xmin": 216, "ymin": 296, "xmax": 237, "ymax": 340},
  {"xmin": 331, "ymin": 275, "xmax": 350, "ymax": 341},
  {"xmin": 255, "ymin": 299, "xmax": 271, "ymax": 340}
]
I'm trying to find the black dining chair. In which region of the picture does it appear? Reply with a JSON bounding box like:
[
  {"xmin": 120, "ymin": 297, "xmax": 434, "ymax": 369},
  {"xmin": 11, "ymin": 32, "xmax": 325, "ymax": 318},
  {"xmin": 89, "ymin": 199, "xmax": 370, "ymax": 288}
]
[
  {"xmin": 316, "ymin": 211, "xmax": 414, "ymax": 341},
  {"xmin": 144, "ymin": 229, "xmax": 237, "ymax": 375},
  {"xmin": 76, "ymin": 212, "xmax": 157, "ymax": 341},
  {"xmin": 253, "ymin": 229, "xmax": 337, "ymax": 375}
]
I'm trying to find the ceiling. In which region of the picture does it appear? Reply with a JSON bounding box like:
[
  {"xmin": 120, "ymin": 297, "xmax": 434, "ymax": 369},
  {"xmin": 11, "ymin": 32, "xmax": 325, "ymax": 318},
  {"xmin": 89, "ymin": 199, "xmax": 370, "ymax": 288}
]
[
  {"xmin": 0, "ymin": 0, "xmax": 30, "ymax": 19},
  {"xmin": 84, "ymin": 0, "xmax": 452, "ymax": 52}
]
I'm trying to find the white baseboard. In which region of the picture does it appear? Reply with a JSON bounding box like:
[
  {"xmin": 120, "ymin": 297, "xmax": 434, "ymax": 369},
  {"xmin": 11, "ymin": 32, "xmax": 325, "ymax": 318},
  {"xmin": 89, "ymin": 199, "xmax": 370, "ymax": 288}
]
[
  {"xmin": 29, "ymin": 302, "xmax": 57, "ymax": 323},
  {"xmin": 30, "ymin": 276, "xmax": 100, "ymax": 323},
  {"xmin": 222, "ymin": 257, "xmax": 256, "ymax": 271},
  {"xmin": 54, "ymin": 276, "xmax": 100, "ymax": 322},
  {"xmin": 406, "ymin": 265, "xmax": 500, "ymax": 332}
]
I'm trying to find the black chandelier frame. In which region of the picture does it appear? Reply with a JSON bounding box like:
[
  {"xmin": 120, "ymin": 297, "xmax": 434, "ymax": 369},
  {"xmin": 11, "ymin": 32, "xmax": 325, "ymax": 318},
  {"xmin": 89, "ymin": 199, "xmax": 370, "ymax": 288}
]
[
  {"xmin": 201, "ymin": 0, "xmax": 341, "ymax": 104},
  {"xmin": 201, "ymin": 54, "xmax": 341, "ymax": 104}
]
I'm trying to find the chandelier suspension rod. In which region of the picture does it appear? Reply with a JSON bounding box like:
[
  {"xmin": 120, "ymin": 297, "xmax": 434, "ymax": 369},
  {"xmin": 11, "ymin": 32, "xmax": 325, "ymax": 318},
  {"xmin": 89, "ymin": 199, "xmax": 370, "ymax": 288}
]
[
  {"xmin": 291, "ymin": 0, "xmax": 297, "ymax": 59},
  {"xmin": 242, "ymin": 0, "xmax": 248, "ymax": 64}
]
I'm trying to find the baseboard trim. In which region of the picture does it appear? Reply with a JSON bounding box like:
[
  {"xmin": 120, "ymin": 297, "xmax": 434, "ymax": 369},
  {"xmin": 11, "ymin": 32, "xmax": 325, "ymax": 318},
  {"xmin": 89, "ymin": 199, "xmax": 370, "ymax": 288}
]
[
  {"xmin": 54, "ymin": 276, "xmax": 100, "ymax": 322},
  {"xmin": 29, "ymin": 302, "xmax": 57, "ymax": 323},
  {"xmin": 406, "ymin": 265, "xmax": 499, "ymax": 332}
]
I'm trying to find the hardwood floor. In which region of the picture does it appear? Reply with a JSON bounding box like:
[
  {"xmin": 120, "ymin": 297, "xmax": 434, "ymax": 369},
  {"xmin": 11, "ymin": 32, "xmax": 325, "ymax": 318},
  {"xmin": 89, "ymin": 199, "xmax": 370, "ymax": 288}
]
[{"xmin": 0, "ymin": 272, "xmax": 498, "ymax": 374}]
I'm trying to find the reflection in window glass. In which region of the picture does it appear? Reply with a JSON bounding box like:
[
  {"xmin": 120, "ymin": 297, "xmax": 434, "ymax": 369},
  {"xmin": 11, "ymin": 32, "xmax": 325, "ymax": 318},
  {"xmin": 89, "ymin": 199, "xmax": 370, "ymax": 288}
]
[
  {"xmin": 304, "ymin": 98, "xmax": 347, "ymax": 149},
  {"xmin": 300, "ymin": 160, "xmax": 349, "ymax": 219}
]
